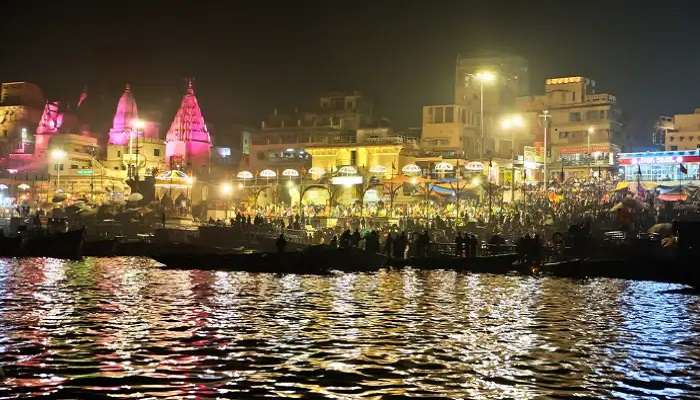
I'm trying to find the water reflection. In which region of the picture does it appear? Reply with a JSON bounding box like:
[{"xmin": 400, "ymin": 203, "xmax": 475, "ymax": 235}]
[{"xmin": 0, "ymin": 257, "xmax": 699, "ymax": 398}]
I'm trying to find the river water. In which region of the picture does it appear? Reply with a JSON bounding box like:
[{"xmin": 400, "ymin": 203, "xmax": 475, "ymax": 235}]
[{"xmin": 0, "ymin": 257, "xmax": 699, "ymax": 399}]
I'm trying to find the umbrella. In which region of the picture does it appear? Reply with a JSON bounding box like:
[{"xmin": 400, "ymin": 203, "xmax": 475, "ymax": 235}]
[
  {"xmin": 52, "ymin": 193, "xmax": 67, "ymax": 203},
  {"xmin": 128, "ymin": 193, "xmax": 144, "ymax": 202},
  {"xmin": 647, "ymin": 223, "xmax": 673, "ymax": 237}
]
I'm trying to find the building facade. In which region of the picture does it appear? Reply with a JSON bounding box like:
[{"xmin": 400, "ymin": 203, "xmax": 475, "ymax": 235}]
[
  {"xmin": 517, "ymin": 76, "xmax": 623, "ymax": 179},
  {"xmin": 250, "ymin": 91, "xmax": 374, "ymax": 173},
  {"xmin": 0, "ymin": 82, "xmax": 45, "ymax": 155},
  {"xmin": 420, "ymin": 104, "xmax": 479, "ymax": 157},
  {"xmin": 665, "ymin": 108, "xmax": 700, "ymax": 151}
]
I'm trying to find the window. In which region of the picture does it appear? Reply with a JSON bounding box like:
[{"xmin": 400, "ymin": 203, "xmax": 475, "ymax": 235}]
[
  {"xmin": 461, "ymin": 108, "xmax": 466, "ymax": 123},
  {"xmin": 70, "ymin": 164, "xmax": 78, "ymax": 169},
  {"xmin": 435, "ymin": 107, "xmax": 444, "ymax": 123},
  {"xmin": 669, "ymin": 136, "xmax": 675, "ymax": 142},
  {"xmin": 569, "ymin": 112, "xmax": 581, "ymax": 122},
  {"xmin": 445, "ymin": 107, "xmax": 454, "ymax": 123},
  {"xmin": 154, "ymin": 149, "xmax": 161, "ymax": 157},
  {"xmin": 117, "ymin": 151, "xmax": 121, "ymax": 157},
  {"xmin": 350, "ymin": 150, "xmax": 357, "ymax": 166},
  {"xmin": 679, "ymin": 136, "xmax": 685, "ymax": 141},
  {"xmin": 671, "ymin": 146, "xmax": 678, "ymax": 150},
  {"xmin": 600, "ymin": 110, "xmax": 606, "ymax": 119},
  {"xmin": 559, "ymin": 132, "xmax": 569, "ymax": 139}
]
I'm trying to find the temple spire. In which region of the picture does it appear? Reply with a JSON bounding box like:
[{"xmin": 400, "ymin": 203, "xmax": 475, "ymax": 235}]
[
  {"xmin": 108, "ymin": 83, "xmax": 139, "ymax": 145},
  {"xmin": 165, "ymin": 79, "xmax": 212, "ymax": 173}
]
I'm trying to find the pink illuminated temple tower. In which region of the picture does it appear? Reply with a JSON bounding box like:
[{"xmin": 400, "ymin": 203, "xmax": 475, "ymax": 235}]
[
  {"xmin": 108, "ymin": 84, "xmax": 139, "ymax": 146},
  {"xmin": 165, "ymin": 80, "xmax": 212, "ymax": 175}
]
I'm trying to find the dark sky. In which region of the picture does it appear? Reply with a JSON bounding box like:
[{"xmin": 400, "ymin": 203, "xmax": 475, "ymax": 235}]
[{"xmin": 2, "ymin": 0, "xmax": 699, "ymax": 148}]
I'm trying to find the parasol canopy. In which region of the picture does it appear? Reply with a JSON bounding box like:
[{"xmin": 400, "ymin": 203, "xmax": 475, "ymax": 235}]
[{"xmin": 128, "ymin": 193, "xmax": 144, "ymax": 202}]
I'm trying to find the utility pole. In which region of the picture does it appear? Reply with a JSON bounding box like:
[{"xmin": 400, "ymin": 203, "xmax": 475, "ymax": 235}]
[{"xmin": 538, "ymin": 110, "xmax": 551, "ymax": 187}]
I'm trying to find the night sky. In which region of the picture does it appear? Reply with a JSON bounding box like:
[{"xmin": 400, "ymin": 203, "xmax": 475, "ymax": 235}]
[{"xmin": 1, "ymin": 1, "xmax": 699, "ymax": 148}]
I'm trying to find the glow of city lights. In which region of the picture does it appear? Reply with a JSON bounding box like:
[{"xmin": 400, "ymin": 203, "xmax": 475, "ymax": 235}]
[
  {"xmin": 434, "ymin": 161, "xmax": 454, "ymax": 171},
  {"xmin": 369, "ymin": 165, "xmax": 387, "ymax": 174},
  {"xmin": 475, "ymin": 70, "xmax": 496, "ymax": 83},
  {"xmin": 220, "ymin": 182, "xmax": 233, "ymax": 195},
  {"xmin": 471, "ymin": 177, "xmax": 482, "ymax": 186},
  {"xmin": 282, "ymin": 168, "xmax": 299, "ymax": 177},
  {"xmin": 131, "ymin": 118, "xmax": 146, "ymax": 129},
  {"xmin": 6, "ymin": 169, "xmax": 18, "ymax": 174},
  {"xmin": 0, "ymin": 184, "xmax": 7, "ymax": 190},
  {"xmin": 501, "ymin": 114, "xmax": 525, "ymax": 129},
  {"xmin": 338, "ymin": 165, "xmax": 358, "ymax": 175},
  {"xmin": 592, "ymin": 151, "xmax": 602, "ymax": 159},
  {"xmin": 259, "ymin": 169, "xmax": 277, "ymax": 178},
  {"xmin": 286, "ymin": 180, "xmax": 295, "ymax": 188},
  {"xmin": 17, "ymin": 183, "xmax": 30, "ymax": 190},
  {"xmin": 588, "ymin": 126, "xmax": 595, "ymax": 134},
  {"xmin": 237, "ymin": 170, "xmax": 254, "ymax": 179},
  {"xmin": 50, "ymin": 148, "xmax": 67, "ymax": 161},
  {"xmin": 402, "ymin": 164, "xmax": 422, "ymax": 175}
]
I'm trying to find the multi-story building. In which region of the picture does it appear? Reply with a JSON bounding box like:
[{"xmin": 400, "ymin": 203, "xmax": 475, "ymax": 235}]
[
  {"xmin": 48, "ymin": 132, "xmax": 128, "ymax": 200},
  {"xmin": 517, "ymin": 76, "xmax": 623, "ymax": 179},
  {"xmin": 665, "ymin": 108, "xmax": 700, "ymax": 151},
  {"xmin": 420, "ymin": 104, "xmax": 479, "ymax": 157},
  {"xmin": 250, "ymin": 91, "xmax": 374, "ymax": 173},
  {"xmin": 0, "ymin": 82, "xmax": 45, "ymax": 155},
  {"xmin": 453, "ymin": 54, "xmax": 529, "ymax": 158},
  {"xmin": 653, "ymin": 115, "xmax": 674, "ymax": 150}
]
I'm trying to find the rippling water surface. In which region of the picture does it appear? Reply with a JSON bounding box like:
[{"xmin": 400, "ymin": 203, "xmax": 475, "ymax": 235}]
[{"xmin": 1, "ymin": 257, "xmax": 699, "ymax": 399}]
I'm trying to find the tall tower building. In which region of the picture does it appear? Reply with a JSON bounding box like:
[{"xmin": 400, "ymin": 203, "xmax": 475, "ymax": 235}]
[{"xmin": 165, "ymin": 80, "xmax": 212, "ymax": 175}]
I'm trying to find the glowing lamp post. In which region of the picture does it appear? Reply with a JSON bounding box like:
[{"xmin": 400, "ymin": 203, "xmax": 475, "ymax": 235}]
[
  {"xmin": 50, "ymin": 148, "xmax": 67, "ymax": 192},
  {"xmin": 587, "ymin": 126, "xmax": 595, "ymax": 177},
  {"xmin": 472, "ymin": 70, "xmax": 497, "ymax": 160},
  {"xmin": 130, "ymin": 118, "xmax": 146, "ymax": 181},
  {"xmin": 501, "ymin": 114, "xmax": 525, "ymax": 202}
]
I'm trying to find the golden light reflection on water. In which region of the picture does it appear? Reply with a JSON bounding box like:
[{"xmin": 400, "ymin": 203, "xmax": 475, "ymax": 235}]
[{"xmin": 0, "ymin": 257, "xmax": 699, "ymax": 399}]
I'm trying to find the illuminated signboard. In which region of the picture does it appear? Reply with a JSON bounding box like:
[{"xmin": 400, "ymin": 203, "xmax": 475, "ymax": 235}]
[
  {"xmin": 618, "ymin": 150, "xmax": 700, "ymax": 165},
  {"xmin": 77, "ymin": 169, "xmax": 94, "ymax": 175}
]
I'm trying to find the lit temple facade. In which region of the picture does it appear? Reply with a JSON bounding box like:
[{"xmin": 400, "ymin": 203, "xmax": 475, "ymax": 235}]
[
  {"xmin": 103, "ymin": 84, "xmax": 167, "ymax": 180},
  {"xmin": 165, "ymin": 81, "xmax": 212, "ymax": 176}
]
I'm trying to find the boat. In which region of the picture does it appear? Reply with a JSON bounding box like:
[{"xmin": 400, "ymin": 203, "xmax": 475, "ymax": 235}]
[
  {"xmin": 390, "ymin": 252, "xmax": 520, "ymax": 273},
  {"xmin": 83, "ymin": 238, "xmax": 118, "ymax": 257},
  {"xmin": 23, "ymin": 228, "xmax": 85, "ymax": 259},
  {"xmin": 152, "ymin": 245, "xmax": 388, "ymax": 274}
]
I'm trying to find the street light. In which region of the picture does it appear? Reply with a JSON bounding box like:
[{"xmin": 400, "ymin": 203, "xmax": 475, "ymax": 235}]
[
  {"xmin": 501, "ymin": 114, "xmax": 525, "ymax": 202},
  {"xmin": 587, "ymin": 126, "xmax": 595, "ymax": 177},
  {"xmin": 538, "ymin": 110, "xmax": 551, "ymax": 186},
  {"xmin": 472, "ymin": 70, "xmax": 497, "ymax": 160},
  {"xmin": 130, "ymin": 118, "xmax": 146, "ymax": 181},
  {"xmin": 50, "ymin": 148, "xmax": 67, "ymax": 192}
]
